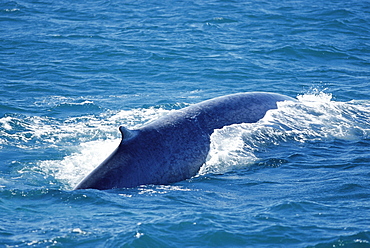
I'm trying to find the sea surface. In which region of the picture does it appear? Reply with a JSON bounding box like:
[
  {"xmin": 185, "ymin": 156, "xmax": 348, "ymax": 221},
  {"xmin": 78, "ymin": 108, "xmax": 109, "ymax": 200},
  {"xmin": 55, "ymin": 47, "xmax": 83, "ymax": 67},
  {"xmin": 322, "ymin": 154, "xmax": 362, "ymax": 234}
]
[{"xmin": 1, "ymin": 0, "xmax": 370, "ymax": 247}]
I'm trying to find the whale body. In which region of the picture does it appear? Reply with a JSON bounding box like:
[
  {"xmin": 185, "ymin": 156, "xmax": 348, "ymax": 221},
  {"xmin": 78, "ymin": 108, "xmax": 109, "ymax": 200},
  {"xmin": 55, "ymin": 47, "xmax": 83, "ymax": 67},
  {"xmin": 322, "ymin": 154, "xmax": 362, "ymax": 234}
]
[{"xmin": 75, "ymin": 92, "xmax": 294, "ymax": 190}]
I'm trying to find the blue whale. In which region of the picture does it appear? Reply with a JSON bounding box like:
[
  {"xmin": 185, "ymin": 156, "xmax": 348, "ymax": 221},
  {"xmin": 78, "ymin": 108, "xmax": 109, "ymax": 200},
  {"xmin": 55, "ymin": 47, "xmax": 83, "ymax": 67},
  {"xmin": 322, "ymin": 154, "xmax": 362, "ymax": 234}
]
[{"xmin": 75, "ymin": 92, "xmax": 294, "ymax": 190}]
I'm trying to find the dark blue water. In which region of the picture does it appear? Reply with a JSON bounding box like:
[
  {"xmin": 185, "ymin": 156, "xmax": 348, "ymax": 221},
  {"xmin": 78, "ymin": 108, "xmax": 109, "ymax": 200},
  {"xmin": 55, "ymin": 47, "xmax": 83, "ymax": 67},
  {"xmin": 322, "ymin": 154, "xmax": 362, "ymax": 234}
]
[{"xmin": 1, "ymin": 0, "xmax": 370, "ymax": 247}]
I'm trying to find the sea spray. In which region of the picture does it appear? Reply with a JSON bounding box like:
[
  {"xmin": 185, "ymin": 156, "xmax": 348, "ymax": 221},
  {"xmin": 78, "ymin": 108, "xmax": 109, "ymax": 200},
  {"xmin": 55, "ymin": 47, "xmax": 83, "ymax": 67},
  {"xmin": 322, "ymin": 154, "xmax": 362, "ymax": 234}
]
[
  {"xmin": 200, "ymin": 91, "xmax": 370, "ymax": 175},
  {"xmin": 30, "ymin": 91, "xmax": 370, "ymax": 188}
]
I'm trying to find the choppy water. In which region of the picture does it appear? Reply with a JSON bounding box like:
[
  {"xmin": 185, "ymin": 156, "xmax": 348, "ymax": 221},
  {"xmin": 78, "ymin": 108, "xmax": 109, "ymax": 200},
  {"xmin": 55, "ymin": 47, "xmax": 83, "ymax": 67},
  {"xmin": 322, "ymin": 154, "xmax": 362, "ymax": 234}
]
[{"xmin": 1, "ymin": 0, "xmax": 370, "ymax": 247}]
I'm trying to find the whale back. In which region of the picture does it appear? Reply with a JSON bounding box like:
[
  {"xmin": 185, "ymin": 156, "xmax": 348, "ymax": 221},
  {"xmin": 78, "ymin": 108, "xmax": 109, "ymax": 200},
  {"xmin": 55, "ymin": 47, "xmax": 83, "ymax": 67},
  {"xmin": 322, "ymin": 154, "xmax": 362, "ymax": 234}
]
[
  {"xmin": 75, "ymin": 92, "xmax": 294, "ymax": 190},
  {"xmin": 142, "ymin": 92, "xmax": 294, "ymax": 134}
]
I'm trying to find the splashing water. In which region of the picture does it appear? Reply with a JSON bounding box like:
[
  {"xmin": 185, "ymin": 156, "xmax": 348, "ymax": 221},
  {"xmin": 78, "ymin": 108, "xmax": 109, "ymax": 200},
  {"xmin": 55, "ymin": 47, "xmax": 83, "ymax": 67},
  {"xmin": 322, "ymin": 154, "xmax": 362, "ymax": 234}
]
[
  {"xmin": 33, "ymin": 107, "xmax": 172, "ymax": 189},
  {"xmin": 16, "ymin": 91, "xmax": 369, "ymax": 188},
  {"xmin": 200, "ymin": 91, "xmax": 370, "ymax": 175}
]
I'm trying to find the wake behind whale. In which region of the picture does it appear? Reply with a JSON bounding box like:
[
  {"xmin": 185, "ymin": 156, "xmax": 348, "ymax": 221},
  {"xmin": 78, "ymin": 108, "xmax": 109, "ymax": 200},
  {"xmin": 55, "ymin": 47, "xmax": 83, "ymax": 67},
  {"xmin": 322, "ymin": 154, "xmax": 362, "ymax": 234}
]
[{"xmin": 75, "ymin": 92, "xmax": 294, "ymax": 190}]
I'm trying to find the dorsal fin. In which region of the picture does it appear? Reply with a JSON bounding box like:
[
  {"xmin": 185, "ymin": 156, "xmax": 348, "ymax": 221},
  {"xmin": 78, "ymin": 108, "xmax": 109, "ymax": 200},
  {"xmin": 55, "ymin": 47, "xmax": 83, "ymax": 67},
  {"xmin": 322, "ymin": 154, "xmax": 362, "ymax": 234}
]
[{"xmin": 119, "ymin": 126, "xmax": 137, "ymax": 141}]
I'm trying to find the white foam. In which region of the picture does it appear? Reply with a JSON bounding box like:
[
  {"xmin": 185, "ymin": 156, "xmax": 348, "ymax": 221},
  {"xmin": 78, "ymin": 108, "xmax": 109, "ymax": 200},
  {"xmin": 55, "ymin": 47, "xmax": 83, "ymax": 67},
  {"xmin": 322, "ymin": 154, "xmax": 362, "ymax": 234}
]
[
  {"xmin": 25, "ymin": 91, "xmax": 370, "ymax": 187},
  {"xmin": 199, "ymin": 124, "xmax": 258, "ymax": 175},
  {"xmin": 0, "ymin": 116, "xmax": 13, "ymax": 130},
  {"xmin": 200, "ymin": 91, "xmax": 370, "ymax": 175},
  {"xmin": 39, "ymin": 139, "xmax": 120, "ymax": 189},
  {"xmin": 34, "ymin": 107, "xmax": 171, "ymax": 189}
]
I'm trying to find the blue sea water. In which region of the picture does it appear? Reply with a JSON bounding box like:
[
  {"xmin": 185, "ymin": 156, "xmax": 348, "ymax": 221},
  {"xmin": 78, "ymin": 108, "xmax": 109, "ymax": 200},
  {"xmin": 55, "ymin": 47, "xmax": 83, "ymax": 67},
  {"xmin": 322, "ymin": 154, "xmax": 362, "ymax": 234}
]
[{"xmin": 1, "ymin": 0, "xmax": 370, "ymax": 247}]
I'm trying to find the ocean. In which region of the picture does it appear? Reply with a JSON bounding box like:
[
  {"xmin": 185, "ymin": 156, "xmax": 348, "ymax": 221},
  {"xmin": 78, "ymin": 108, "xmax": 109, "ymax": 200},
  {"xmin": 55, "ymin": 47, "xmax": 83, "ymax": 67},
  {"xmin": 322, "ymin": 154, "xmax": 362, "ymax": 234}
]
[{"xmin": 1, "ymin": 0, "xmax": 370, "ymax": 247}]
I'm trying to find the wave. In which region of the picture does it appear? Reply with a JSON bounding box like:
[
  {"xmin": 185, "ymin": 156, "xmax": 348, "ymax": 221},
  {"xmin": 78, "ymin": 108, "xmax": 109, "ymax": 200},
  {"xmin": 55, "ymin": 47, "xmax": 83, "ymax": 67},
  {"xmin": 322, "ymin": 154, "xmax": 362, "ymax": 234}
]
[
  {"xmin": 34, "ymin": 107, "xmax": 171, "ymax": 189},
  {"xmin": 0, "ymin": 104, "xmax": 171, "ymax": 189},
  {"xmin": 200, "ymin": 90, "xmax": 370, "ymax": 174},
  {"xmin": 1, "ymin": 91, "xmax": 369, "ymax": 189},
  {"xmin": 309, "ymin": 231, "xmax": 370, "ymax": 247}
]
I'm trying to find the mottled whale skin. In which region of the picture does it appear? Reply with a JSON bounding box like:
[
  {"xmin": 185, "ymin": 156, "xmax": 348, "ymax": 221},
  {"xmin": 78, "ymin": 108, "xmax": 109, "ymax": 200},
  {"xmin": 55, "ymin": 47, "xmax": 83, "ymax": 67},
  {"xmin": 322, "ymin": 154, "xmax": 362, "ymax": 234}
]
[{"xmin": 75, "ymin": 92, "xmax": 294, "ymax": 190}]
